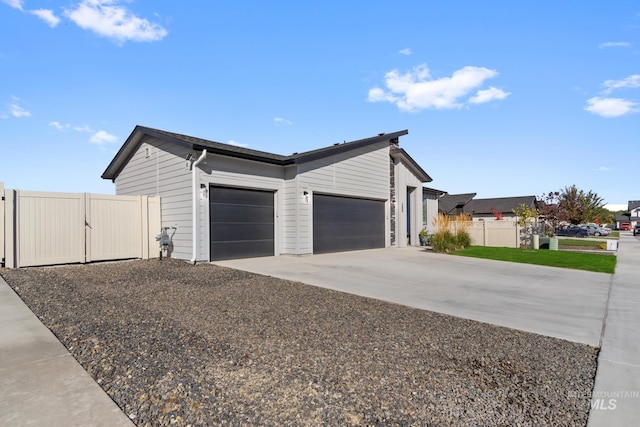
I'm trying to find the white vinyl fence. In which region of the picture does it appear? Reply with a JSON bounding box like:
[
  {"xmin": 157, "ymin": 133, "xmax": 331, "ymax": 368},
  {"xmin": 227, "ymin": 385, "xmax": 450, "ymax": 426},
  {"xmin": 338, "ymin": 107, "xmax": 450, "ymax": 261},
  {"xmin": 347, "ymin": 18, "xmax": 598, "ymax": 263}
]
[
  {"xmin": 450, "ymin": 219, "xmax": 522, "ymax": 248},
  {"xmin": 1, "ymin": 184, "xmax": 160, "ymax": 268}
]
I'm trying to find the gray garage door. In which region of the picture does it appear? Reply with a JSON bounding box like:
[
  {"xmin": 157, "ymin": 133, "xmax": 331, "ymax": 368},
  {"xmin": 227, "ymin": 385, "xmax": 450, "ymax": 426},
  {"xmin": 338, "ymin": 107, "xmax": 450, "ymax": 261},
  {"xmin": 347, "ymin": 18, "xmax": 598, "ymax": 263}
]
[
  {"xmin": 209, "ymin": 186, "xmax": 274, "ymax": 261},
  {"xmin": 313, "ymin": 194, "xmax": 385, "ymax": 254}
]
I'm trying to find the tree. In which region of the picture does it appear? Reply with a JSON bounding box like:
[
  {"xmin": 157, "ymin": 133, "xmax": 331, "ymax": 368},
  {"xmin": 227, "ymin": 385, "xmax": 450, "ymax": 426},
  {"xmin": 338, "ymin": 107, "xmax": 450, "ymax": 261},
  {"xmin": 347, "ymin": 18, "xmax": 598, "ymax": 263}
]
[
  {"xmin": 558, "ymin": 185, "xmax": 605, "ymax": 224},
  {"xmin": 512, "ymin": 203, "xmax": 539, "ymax": 247},
  {"xmin": 537, "ymin": 191, "xmax": 562, "ymax": 235},
  {"xmin": 538, "ymin": 185, "xmax": 606, "ymax": 229}
]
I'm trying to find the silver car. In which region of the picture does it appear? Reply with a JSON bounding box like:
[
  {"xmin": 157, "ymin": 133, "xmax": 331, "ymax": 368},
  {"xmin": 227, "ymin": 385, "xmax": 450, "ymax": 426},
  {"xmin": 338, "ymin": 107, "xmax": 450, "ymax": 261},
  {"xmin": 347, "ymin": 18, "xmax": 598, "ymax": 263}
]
[{"xmin": 584, "ymin": 224, "xmax": 610, "ymax": 236}]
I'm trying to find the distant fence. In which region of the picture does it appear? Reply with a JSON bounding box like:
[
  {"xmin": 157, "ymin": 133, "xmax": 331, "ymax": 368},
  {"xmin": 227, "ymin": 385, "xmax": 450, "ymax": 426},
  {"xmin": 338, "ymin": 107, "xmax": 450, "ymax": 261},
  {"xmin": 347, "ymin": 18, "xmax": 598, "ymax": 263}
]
[
  {"xmin": 449, "ymin": 219, "xmax": 521, "ymax": 248},
  {"xmin": 1, "ymin": 183, "xmax": 160, "ymax": 268}
]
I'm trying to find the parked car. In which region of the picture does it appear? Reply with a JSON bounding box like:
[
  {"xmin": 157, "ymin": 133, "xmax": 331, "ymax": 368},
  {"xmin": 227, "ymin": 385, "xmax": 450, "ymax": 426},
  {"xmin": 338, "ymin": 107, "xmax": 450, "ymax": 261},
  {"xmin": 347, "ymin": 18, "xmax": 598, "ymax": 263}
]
[
  {"xmin": 587, "ymin": 223, "xmax": 611, "ymax": 233},
  {"xmin": 634, "ymin": 224, "xmax": 640, "ymax": 236},
  {"xmin": 621, "ymin": 222, "xmax": 632, "ymax": 231},
  {"xmin": 556, "ymin": 225, "xmax": 590, "ymax": 237},
  {"xmin": 584, "ymin": 224, "xmax": 610, "ymax": 236}
]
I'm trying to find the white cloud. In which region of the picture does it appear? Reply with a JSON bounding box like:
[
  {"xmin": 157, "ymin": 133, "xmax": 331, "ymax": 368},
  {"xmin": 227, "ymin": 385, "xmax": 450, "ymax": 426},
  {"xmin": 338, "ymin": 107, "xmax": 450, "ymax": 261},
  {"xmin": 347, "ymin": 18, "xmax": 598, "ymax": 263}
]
[
  {"xmin": 598, "ymin": 41, "xmax": 631, "ymax": 49},
  {"xmin": 603, "ymin": 74, "xmax": 640, "ymax": 94},
  {"xmin": 274, "ymin": 117, "xmax": 292, "ymax": 125},
  {"xmin": 49, "ymin": 121, "xmax": 70, "ymax": 130},
  {"xmin": 74, "ymin": 125, "xmax": 94, "ymax": 132},
  {"xmin": 89, "ymin": 129, "xmax": 118, "ymax": 145},
  {"xmin": 227, "ymin": 139, "xmax": 248, "ymax": 147},
  {"xmin": 30, "ymin": 9, "xmax": 61, "ymax": 27},
  {"xmin": 399, "ymin": 48, "xmax": 412, "ymax": 56},
  {"xmin": 1, "ymin": 0, "xmax": 23, "ymax": 10},
  {"xmin": 7, "ymin": 97, "xmax": 31, "ymax": 118},
  {"xmin": 597, "ymin": 166, "xmax": 611, "ymax": 171},
  {"xmin": 368, "ymin": 63, "xmax": 507, "ymax": 111},
  {"xmin": 469, "ymin": 86, "xmax": 510, "ymax": 104},
  {"xmin": 65, "ymin": 0, "xmax": 168, "ymax": 44},
  {"xmin": 584, "ymin": 97, "xmax": 639, "ymax": 117}
]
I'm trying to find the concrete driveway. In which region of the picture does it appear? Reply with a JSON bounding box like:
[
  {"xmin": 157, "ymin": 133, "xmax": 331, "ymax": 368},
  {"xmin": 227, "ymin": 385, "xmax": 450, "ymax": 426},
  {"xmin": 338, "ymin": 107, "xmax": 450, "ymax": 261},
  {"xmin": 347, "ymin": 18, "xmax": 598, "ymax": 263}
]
[{"xmin": 217, "ymin": 247, "xmax": 612, "ymax": 346}]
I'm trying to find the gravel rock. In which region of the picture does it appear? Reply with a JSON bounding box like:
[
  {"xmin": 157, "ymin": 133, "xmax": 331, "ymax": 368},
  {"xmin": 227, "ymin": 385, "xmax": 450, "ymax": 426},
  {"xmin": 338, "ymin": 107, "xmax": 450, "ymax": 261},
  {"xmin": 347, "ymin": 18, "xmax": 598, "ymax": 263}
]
[{"xmin": 2, "ymin": 259, "xmax": 597, "ymax": 426}]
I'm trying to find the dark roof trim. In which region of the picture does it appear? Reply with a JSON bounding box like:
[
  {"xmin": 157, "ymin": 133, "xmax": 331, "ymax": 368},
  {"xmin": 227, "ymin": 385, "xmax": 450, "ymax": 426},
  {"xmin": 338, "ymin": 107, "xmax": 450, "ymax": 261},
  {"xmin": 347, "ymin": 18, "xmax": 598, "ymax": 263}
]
[
  {"xmin": 102, "ymin": 126, "xmax": 412, "ymax": 181},
  {"xmin": 294, "ymin": 130, "xmax": 408, "ymax": 164},
  {"xmin": 390, "ymin": 148, "xmax": 432, "ymax": 183},
  {"xmin": 423, "ymin": 186, "xmax": 447, "ymax": 196}
]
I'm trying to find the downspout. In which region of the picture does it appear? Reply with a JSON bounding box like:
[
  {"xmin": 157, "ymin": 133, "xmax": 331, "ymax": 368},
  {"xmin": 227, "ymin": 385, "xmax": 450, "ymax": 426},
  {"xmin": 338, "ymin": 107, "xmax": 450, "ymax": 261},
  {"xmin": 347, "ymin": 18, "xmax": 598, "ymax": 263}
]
[{"xmin": 190, "ymin": 149, "xmax": 207, "ymax": 264}]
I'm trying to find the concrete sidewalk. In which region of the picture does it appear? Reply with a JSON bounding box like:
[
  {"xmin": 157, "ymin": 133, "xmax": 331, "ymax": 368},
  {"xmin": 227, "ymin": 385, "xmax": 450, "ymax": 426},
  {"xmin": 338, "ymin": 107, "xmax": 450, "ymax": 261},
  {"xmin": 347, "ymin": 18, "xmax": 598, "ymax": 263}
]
[
  {"xmin": 588, "ymin": 232, "xmax": 640, "ymax": 426},
  {"xmin": 0, "ymin": 275, "xmax": 133, "ymax": 427}
]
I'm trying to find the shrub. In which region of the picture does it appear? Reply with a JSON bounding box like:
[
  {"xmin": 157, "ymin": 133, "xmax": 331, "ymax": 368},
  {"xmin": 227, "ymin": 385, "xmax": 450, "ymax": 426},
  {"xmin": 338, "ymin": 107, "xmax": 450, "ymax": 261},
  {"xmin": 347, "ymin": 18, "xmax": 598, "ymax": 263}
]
[
  {"xmin": 455, "ymin": 231, "xmax": 472, "ymax": 249},
  {"xmin": 430, "ymin": 213, "xmax": 474, "ymax": 253},
  {"xmin": 430, "ymin": 229, "xmax": 456, "ymax": 253}
]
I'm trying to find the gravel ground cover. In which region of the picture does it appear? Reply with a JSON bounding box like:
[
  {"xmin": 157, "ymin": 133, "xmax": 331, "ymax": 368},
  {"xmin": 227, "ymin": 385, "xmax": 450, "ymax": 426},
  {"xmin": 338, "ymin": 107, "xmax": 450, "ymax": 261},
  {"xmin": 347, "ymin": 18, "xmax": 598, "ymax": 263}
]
[{"xmin": 2, "ymin": 259, "xmax": 597, "ymax": 426}]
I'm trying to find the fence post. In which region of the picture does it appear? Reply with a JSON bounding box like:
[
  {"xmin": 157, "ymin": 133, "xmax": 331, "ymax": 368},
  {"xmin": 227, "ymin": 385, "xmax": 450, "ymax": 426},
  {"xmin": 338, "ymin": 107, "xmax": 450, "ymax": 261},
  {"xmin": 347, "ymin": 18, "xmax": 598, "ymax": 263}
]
[
  {"xmin": 84, "ymin": 193, "xmax": 91, "ymax": 263},
  {"xmin": 140, "ymin": 195, "xmax": 149, "ymax": 260},
  {"xmin": 483, "ymin": 220, "xmax": 489, "ymax": 246},
  {"xmin": 4, "ymin": 189, "xmax": 16, "ymax": 268}
]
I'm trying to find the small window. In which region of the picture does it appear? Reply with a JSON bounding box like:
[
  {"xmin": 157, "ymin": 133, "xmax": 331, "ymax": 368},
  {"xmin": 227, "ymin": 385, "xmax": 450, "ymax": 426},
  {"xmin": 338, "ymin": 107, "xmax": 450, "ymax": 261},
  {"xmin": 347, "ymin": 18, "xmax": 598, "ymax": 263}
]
[{"xmin": 145, "ymin": 147, "xmax": 150, "ymax": 158}]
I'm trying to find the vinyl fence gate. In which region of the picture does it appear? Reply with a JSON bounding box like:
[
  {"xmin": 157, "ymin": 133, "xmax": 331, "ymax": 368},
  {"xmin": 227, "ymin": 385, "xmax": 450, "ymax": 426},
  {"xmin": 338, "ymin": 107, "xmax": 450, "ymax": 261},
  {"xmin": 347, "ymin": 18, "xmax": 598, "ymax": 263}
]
[{"xmin": 1, "ymin": 184, "xmax": 161, "ymax": 268}]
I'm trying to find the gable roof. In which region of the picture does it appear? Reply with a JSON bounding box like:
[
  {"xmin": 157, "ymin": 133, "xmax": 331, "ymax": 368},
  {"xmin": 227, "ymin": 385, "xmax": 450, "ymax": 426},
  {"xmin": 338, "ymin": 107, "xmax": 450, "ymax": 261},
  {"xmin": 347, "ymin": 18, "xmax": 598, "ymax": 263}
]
[
  {"xmin": 102, "ymin": 126, "xmax": 417, "ymax": 181},
  {"xmin": 438, "ymin": 193, "xmax": 477, "ymax": 214},
  {"xmin": 628, "ymin": 201, "xmax": 640, "ymax": 211},
  {"xmin": 616, "ymin": 213, "xmax": 631, "ymax": 222},
  {"xmin": 464, "ymin": 195, "xmax": 537, "ymax": 215}
]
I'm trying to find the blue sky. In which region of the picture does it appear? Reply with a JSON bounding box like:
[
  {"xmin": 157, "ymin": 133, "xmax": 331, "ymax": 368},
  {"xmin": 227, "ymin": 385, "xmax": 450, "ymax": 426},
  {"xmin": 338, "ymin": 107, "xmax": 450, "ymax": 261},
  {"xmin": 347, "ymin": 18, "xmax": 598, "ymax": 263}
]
[{"xmin": 1, "ymin": 1, "xmax": 638, "ymax": 210}]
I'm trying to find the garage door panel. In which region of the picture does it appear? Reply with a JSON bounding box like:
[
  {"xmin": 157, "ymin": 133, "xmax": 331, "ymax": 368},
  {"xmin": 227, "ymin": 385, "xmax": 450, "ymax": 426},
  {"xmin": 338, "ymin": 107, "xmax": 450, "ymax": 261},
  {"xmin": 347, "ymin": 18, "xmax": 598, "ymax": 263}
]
[
  {"xmin": 313, "ymin": 221, "xmax": 374, "ymax": 237},
  {"xmin": 210, "ymin": 241, "xmax": 274, "ymax": 261},
  {"xmin": 210, "ymin": 204, "xmax": 274, "ymax": 223},
  {"xmin": 210, "ymin": 186, "xmax": 274, "ymax": 261},
  {"xmin": 213, "ymin": 186, "xmax": 273, "ymax": 206},
  {"xmin": 313, "ymin": 194, "xmax": 385, "ymax": 254},
  {"xmin": 210, "ymin": 223, "xmax": 274, "ymax": 241}
]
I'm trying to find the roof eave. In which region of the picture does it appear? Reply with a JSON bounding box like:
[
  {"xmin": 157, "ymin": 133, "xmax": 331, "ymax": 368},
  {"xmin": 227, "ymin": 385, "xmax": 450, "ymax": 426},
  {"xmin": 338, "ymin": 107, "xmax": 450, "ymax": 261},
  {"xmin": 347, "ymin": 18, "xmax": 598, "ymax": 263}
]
[
  {"xmin": 101, "ymin": 125, "xmax": 148, "ymax": 181},
  {"xmin": 390, "ymin": 147, "xmax": 432, "ymax": 183}
]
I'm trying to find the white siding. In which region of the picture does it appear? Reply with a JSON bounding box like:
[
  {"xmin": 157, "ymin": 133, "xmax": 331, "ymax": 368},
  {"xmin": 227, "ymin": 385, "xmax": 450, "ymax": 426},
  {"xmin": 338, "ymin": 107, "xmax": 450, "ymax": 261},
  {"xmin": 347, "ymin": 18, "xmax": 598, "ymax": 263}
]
[
  {"xmin": 423, "ymin": 194, "xmax": 439, "ymax": 234},
  {"xmin": 394, "ymin": 160, "xmax": 425, "ymax": 247},
  {"xmin": 281, "ymin": 167, "xmax": 299, "ymax": 254},
  {"xmin": 294, "ymin": 142, "xmax": 390, "ymax": 254},
  {"xmin": 115, "ymin": 137, "xmax": 194, "ymax": 260}
]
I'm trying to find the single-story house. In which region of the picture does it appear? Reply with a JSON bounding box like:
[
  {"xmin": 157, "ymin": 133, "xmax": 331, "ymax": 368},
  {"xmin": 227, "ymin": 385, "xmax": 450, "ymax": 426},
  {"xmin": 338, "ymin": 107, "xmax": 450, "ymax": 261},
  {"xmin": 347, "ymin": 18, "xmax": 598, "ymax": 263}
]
[
  {"xmin": 464, "ymin": 195, "xmax": 538, "ymax": 221},
  {"xmin": 438, "ymin": 193, "xmax": 538, "ymax": 221},
  {"xmin": 102, "ymin": 126, "xmax": 433, "ymax": 262}
]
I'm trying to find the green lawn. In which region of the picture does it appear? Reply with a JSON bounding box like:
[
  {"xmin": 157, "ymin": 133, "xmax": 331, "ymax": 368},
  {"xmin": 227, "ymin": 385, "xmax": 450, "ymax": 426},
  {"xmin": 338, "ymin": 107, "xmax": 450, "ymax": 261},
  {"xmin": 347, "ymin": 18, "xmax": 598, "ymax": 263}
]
[
  {"xmin": 558, "ymin": 239, "xmax": 604, "ymax": 248},
  {"xmin": 450, "ymin": 246, "xmax": 616, "ymax": 274}
]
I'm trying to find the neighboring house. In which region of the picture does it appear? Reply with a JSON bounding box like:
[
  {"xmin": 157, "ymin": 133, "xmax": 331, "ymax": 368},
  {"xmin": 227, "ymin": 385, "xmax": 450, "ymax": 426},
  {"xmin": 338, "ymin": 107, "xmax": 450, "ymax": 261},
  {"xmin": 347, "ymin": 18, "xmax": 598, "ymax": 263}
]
[
  {"xmin": 629, "ymin": 201, "xmax": 640, "ymax": 227},
  {"xmin": 464, "ymin": 195, "xmax": 538, "ymax": 221},
  {"xmin": 422, "ymin": 187, "xmax": 447, "ymax": 233},
  {"xmin": 438, "ymin": 193, "xmax": 537, "ymax": 221},
  {"xmin": 102, "ymin": 126, "xmax": 432, "ymax": 262},
  {"xmin": 438, "ymin": 193, "xmax": 476, "ymax": 216}
]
